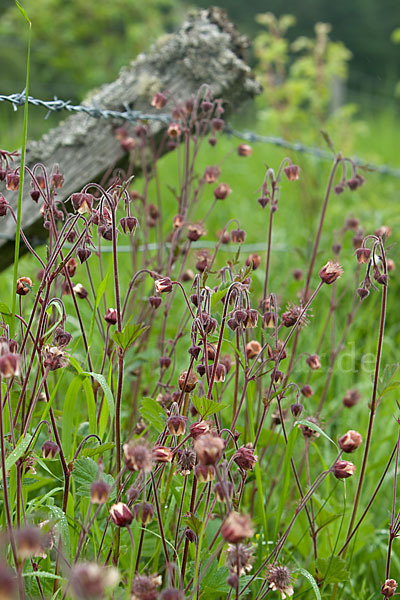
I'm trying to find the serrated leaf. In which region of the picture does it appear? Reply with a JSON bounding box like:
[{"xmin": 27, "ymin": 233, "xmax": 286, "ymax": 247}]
[
  {"xmin": 316, "ymin": 556, "xmax": 350, "ymax": 584},
  {"xmin": 296, "ymin": 419, "xmax": 338, "ymax": 449},
  {"xmin": 139, "ymin": 397, "xmax": 165, "ymax": 431},
  {"xmin": 112, "ymin": 322, "xmax": 148, "ymax": 351},
  {"xmin": 183, "ymin": 514, "xmax": 203, "ymax": 536},
  {"xmin": 200, "ymin": 563, "xmax": 230, "ymax": 595},
  {"xmin": 72, "ymin": 457, "xmax": 115, "ymax": 499},
  {"xmin": 191, "ymin": 395, "xmax": 226, "ymax": 419},
  {"xmin": 296, "ymin": 567, "xmax": 321, "ymax": 599}
]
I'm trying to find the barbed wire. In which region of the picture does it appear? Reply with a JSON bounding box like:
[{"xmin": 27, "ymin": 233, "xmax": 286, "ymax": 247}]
[{"xmin": 1, "ymin": 91, "xmax": 400, "ymax": 179}]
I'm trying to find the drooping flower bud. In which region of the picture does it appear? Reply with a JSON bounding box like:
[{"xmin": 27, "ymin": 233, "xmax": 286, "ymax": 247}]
[
  {"xmin": 104, "ymin": 308, "xmax": 117, "ymax": 325},
  {"xmin": 149, "ymin": 295, "xmax": 162, "ymax": 309},
  {"xmin": 42, "ymin": 440, "xmax": 59, "ymax": 459},
  {"xmin": 233, "ymin": 445, "xmax": 257, "ymax": 470},
  {"xmin": 123, "ymin": 441, "xmax": 153, "ymax": 472},
  {"xmin": 214, "ymin": 480, "xmax": 234, "ymax": 502},
  {"xmin": 178, "ymin": 370, "xmax": 198, "ymax": 392},
  {"xmin": 355, "ymin": 247, "xmax": 371, "ymax": 264},
  {"xmin": 167, "ymin": 415, "xmax": 187, "ymax": 436},
  {"xmin": 306, "ymin": 354, "xmax": 321, "ymax": 370},
  {"xmin": 221, "ymin": 512, "xmax": 254, "ymax": 543},
  {"xmin": 301, "ymin": 385, "xmax": 313, "ymax": 398},
  {"xmin": 333, "ymin": 460, "xmax": 356, "ymax": 479},
  {"xmin": 283, "ymin": 164, "xmax": 300, "ymax": 181},
  {"xmin": 237, "ymin": 143, "xmax": 252, "ymax": 157},
  {"xmin": 319, "ymin": 261, "xmax": 343, "ymax": 284},
  {"xmin": 381, "ymin": 579, "xmax": 398, "ymax": 598},
  {"xmin": 194, "ymin": 434, "xmax": 225, "ymax": 466},
  {"xmin": 152, "ymin": 446, "xmax": 173, "ymax": 463},
  {"xmin": 189, "ymin": 421, "xmax": 210, "ymax": 439},
  {"xmin": 246, "ymin": 341, "xmax": 261, "ymax": 359},
  {"xmin": 109, "ymin": 502, "xmax": 133, "ymax": 527},
  {"xmin": 194, "ymin": 464, "xmax": 215, "ymax": 483},
  {"xmin": 151, "ymin": 92, "xmax": 168, "ymax": 109},
  {"xmin": 133, "ymin": 502, "xmax": 154, "ymax": 525},
  {"xmin": 90, "ymin": 481, "xmax": 110, "ymax": 504},
  {"xmin": 338, "ymin": 430, "xmax": 362, "ymax": 453},
  {"xmin": 16, "ymin": 277, "xmax": 32, "ymax": 296},
  {"xmin": 155, "ymin": 277, "xmax": 173, "ymax": 294}
]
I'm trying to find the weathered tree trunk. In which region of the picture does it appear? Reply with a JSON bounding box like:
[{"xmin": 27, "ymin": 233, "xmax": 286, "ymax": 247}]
[{"xmin": 0, "ymin": 7, "xmax": 260, "ymax": 270}]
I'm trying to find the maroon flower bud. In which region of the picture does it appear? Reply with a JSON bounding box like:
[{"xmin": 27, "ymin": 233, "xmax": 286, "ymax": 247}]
[
  {"xmin": 16, "ymin": 276, "xmax": 32, "ymax": 296},
  {"xmin": 160, "ymin": 588, "xmax": 184, "ymax": 600},
  {"xmin": 201, "ymin": 100, "xmax": 213, "ymax": 112},
  {"xmin": 233, "ymin": 308, "xmax": 247, "ymax": 324},
  {"xmin": 194, "ymin": 464, "xmax": 215, "ymax": 483},
  {"xmin": 227, "ymin": 317, "xmax": 239, "ymax": 331},
  {"xmin": 355, "ymin": 247, "xmax": 371, "ymax": 264},
  {"xmin": 381, "ymin": 579, "xmax": 398, "ymax": 597},
  {"xmin": 123, "ymin": 441, "xmax": 153, "ymax": 472},
  {"xmin": 203, "ymin": 165, "xmax": 221, "ymax": 184},
  {"xmin": 6, "ymin": 170, "xmax": 20, "ymax": 191},
  {"xmin": 149, "ymin": 295, "xmax": 162, "ymax": 309},
  {"xmin": 184, "ymin": 527, "xmax": 197, "ymax": 543},
  {"xmin": 343, "ymin": 389, "xmax": 361, "ymax": 408},
  {"xmin": 77, "ymin": 247, "xmax": 92, "ymax": 264},
  {"xmin": 231, "ymin": 228, "xmax": 246, "ymax": 243},
  {"xmin": 214, "ymin": 183, "xmax": 232, "ymax": 200},
  {"xmin": 167, "ymin": 122, "xmax": 181, "ymax": 137},
  {"xmin": 133, "ymin": 502, "xmax": 154, "ymax": 525},
  {"xmin": 188, "ymin": 345, "xmax": 202, "ymax": 360},
  {"xmin": 167, "ymin": 415, "xmax": 187, "ymax": 436},
  {"xmin": 29, "ymin": 188, "xmax": 40, "ymax": 203},
  {"xmin": 357, "ymin": 286, "xmax": 369, "ymax": 301},
  {"xmin": 245, "ymin": 308, "xmax": 259, "ymax": 328},
  {"xmin": 246, "ymin": 253, "xmax": 261, "ymax": 270},
  {"xmin": 42, "ymin": 440, "xmax": 59, "ymax": 459},
  {"xmin": 214, "ymin": 480, "xmax": 234, "ymax": 502},
  {"xmin": 120, "ymin": 216, "xmax": 138, "ymax": 234},
  {"xmin": 293, "ymin": 268, "xmax": 303, "ymax": 281},
  {"xmin": 110, "ymin": 502, "xmax": 133, "ymax": 527},
  {"xmin": 152, "ymin": 446, "xmax": 173, "ymax": 463},
  {"xmin": 66, "ymin": 257, "xmax": 78, "ymax": 278},
  {"xmin": 212, "ymin": 117, "xmax": 224, "ymax": 131},
  {"xmin": 194, "ymin": 434, "xmax": 225, "ymax": 466},
  {"xmin": 306, "ymin": 354, "xmax": 321, "ymax": 370},
  {"xmin": 301, "ymin": 385, "xmax": 313, "ymax": 398},
  {"xmin": 15, "ymin": 527, "xmax": 46, "ymax": 560},
  {"xmin": 246, "ymin": 341, "xmax": 261, "ymax": 359},
  {"xmin": 73, "ymin": 283, "xmax": 88, "ymax": 299},
  {"xmin": 155, "ymin": 277, "xmax": 173, "ymax": 294},
  {"xmin": 178, "ymin": 370, "xmax": 198, "ymax": 392},
  {"xmin": 0, "ymin": 195, "xmax": 8, "ymax": 216},
  {"xmin": 233, "ymin": 445, "xmax": 257, "ymax": 470},
  {"xmin": 319, "ymin": 260, "xmax": 344, "ymax": 284},
  {"xmin": 214, "ymin": 363, "xmax": 226, "ymax": 382},
  {"xmin": 333, "ymin": 460, "xmax": 356, "ymax": 479},
  {"xmin": 159, "ymin": 356, "xmax": 171, "ymax": 369},
  {"xmin": 290, "ymin": 402, "xmax": 304, "ymax": 417},
  {"xmin": 196, "ymin": 363, "xmax": 206, "ymax": 377},
  {"xmin": 227, "ymin": 573, "xmax": 240, "ymax": 589},
  {"xmin": 334, "ymin": 182, "xmax": 345, "ymax": 194},
  {"xmin": 70, "ymin": 562, "xmax": 119, "ymax": 598},
  {"xmin": 283, "ymin": 164, "xmax": 300, "ymax": 181},
  {"xmin": 237, "ymin": 143, "xmax": 252, "ymax": 157},
  {"xmin": 51, "ymin": 171, "xmax": 64, "ymax": 189},
  {"xmin": 263, "ymin": 311, "xmax": 277, "ymax": 328},
  {"xmin": 71, "ymin": 192, "xmax": 93, "ymax": 214},
  {"xmin": 151, "ymin": 92, "xmax": 168, "ymax": 109},
  {"xmin": 338, "ymin": 430, "xmax": 362, "ymax": 453},
  {"xmin": 187, "ymin": 223, "xmax": 205, "ymax": 242},
  {"xmin": 267, "ymin": 340, "xmax": 287, "ymax": 361},
  {"xmin": 387, "ymin": 259, "xmax": 396, "ymax": 272},
  {"xmin": 90, "ymin": 480, "xmax": 110, "ymax": 504},
  {"xmin": 0, "ymin": 353, "xmax": 21, "ymax": 378},
  {"xmin": 189, "ymin": 420, "xmax": 210, "ymax": 439},
  {"xmin": 104, "ymin": 308, "xmax": 117, "ymax": 325},
  {"xmin": 300, "ymin": 416, "xmax": 320, "ymax": 439},
  {"xmin": 274, "ymin": 369, "xmax": 284, "ymax": 383},
  {"xmin": 221, "ymin": 512, "xmax": 254, "ymax": 543},
  {"xmin": 375, "ymin": 225, "xmax": 392, "ymax": 239},
  {"xmin": 54, "ymin": 327, "xmax": 72, "ymax": 347}
]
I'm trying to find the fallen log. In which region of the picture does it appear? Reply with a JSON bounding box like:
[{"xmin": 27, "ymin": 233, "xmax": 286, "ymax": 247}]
[{"xmin": 0, "ymin": 7, "xmax": 260, "ymax": 270}]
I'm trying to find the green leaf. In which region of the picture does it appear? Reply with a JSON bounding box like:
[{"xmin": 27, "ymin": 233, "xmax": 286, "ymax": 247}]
[
  {"xmin": 274, "ymin": 426, "xmax": 298, "ymax": 540},
  {"xmin": 199, "ymin": 563, "xmax": 230, "ymax": 595},
  {"xmin": 296, "ymin": 567, "xmax": 321, "ymax": 600},
  {"xmin": 316, "ymin": 556, "xmax": 350, "ymax": 584},
  {"xmin": 81, "ymin": 442, "xmax": 114, "ymax": 458},
  {"xmin": 3, "ymin": 434, "xmax": 32, "ymax": 472},
  {"xmin": 22, "ymin": 572, "xmax": 64, "ymax": 580},
  {"xmin": 47, "ymin": 504, "xmax": 70, "ymax": 560},
  {"xmin": 88, "ymin": 268, "xmax": 110, "ymax": 347},
  {"xmin": 72, "ymin": 457, "xmax": 115, "ymax": 500},
  {"xmin": 62, "ymin": 375, "xmax": 83, "ymax": 459},
  {"xmin": 191, "ymin": 395, "xmax": 226, "ymax": 420},
  {"xmin": 112, "ymin": 322, "xmax": 149, "ymax": 352},
  {"xmin": 210, "ymin": 282, "xmax": 231, "ymax": 308},
  {"xmin": 183, "ymin": 514, "xmax": 203, "ymax": 536},
  {"xmin": 296, "ymin": 419, "xmax": 338, "ymax": 449},
  {"xmin": 15, "ymin": 1, "xmax": 32, "ymax": 25},
  {"xmin": 139, "ymin": 397, "xmax": 165, "ymax": 431}
]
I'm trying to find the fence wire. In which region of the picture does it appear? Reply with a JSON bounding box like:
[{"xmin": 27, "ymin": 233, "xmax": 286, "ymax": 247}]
[{"xmin": 1, "ymin": 91, "xmax": 400, "ymax": 179}]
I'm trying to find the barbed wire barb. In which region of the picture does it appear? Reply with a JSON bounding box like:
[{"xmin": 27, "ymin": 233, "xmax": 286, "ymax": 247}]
[{"xmin": 1, "ymin": 91, "xmax": 400, "ymax": 179}]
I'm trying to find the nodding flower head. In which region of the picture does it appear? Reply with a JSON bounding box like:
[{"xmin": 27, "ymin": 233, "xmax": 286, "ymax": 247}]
[
  {"xmin": 194, "ymin": 433, "xmax": 225, "ymax": 466},
  {"xmin": 221, "ymin": 512, "xmax": 254, "ymax": 543},
  {"xmin": 154, "ymin": 277, "xmax": 173, "ymax": 294},
  {"xmin": 319, "ymin": 261, "xmax": 343, "ymax": 284},
  {"xmin": 123, "ymin": 441, "xmax": 153, "ymax": 473},
  {"xmin": 109, "ymin": 503, "xmax": 133, "ymax": 527}
]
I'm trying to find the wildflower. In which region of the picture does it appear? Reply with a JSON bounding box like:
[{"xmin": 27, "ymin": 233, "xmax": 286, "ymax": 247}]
[
  {"xmin": 300, "ymin": 416, "xmax": 320, "ymax": 439},
  {"xmin": 73, "ymin": 283, "xmax": 88, "ymax": 299},
  {"xmin": 15, "ymin": 527, "xmax": 46, "ymax": 560},
  {"xmin": 319, "ymin": 261, "xmax": 343, "ymax": 284},
  {"xmin": 42, "ymin": 440, "xmax": 59, "ymax": 459},
  {"xmin": 176, "ymin": 447, "xmax": 196, "ymax": 476},
  {"xmin": 133, "ymin": 502, "xmax": 154, "ymax": 525},
  {"xmin": 187, "ymin": 223, "xmax": 205, "ymax": 242},
  {"xmin": 263, "ymin": 311, "xmax": 277, "ymax": 328},
  {"xmin": 214, "ymin": 183, "xmax": 232, "ymax": 200},
  {"xmin": 5, "ymin": 170, "xmax": 19, "ymax": 191},
  {"xmin": 290, "ymin": 402, "xmax": 303, "ymax": 417},
  {"xmin": 152, "ymin": 446, "xmax": 173, "ymax": 463},
  {"xmin": 16, "ymin": 276, "xmax": 32, "ymax": 296},
  {"xmin": 70, "ymin": 562, "xmax": 119, "ymax": 599},
  {"xmin": 245, "ymin": 308, "xmax": 259, "ymax": 328},
  {"xmin": 188, "ymin": 344, "xmax": 202, "ymax": 360},
  {"xmin": 104, "ymin": 308, "xmax": 117, "ymax": 325},
  {"xmin": 155, "ymin": 277, "xmax": 173, "ymax": 294},
  {"xmin": 0, "ymin": 352, "xmax": 21, "ymax": 378},
  {"xmin": 159, "ymin": 356, "xmax": 171, "ymax": 369},
  {"xmin": 131, "ymin": 574, "xmax": 161, "ymax": 600},
  {"xmin": 333, "ymin": 460, "xmax": 356, "ymax": 479},
  {"xmin": 160, "ymin": 589, "xmax": 184, "ymax": 600},
  {"xmin": 355, "ymin": 247, "xmax": 371, "ymax": 264},
  {"xmin": 221, "ymin": 512, "xmax": 254, "ymax": 543},
  {"xmin": 77, "ymin": 247, "xmax": 92, "ymax": 263},
  {"xmin": 233, "ymin": 445, "xmax": 257, "ymax": 470},
  {"xmin": 301, "ymin": 385, "xmax": 313, "ymax": 398},
  {"xmin": 90, "ymin": 481, "xmax": 110, "ymax": 504},
  {"xmin": 167, "ymin": 415, "xmax": 187, "ymax": 436},
  {"xmin": 178, "ymin": 370, "xmax": 198, "ymax": 392},
  {"xmin": 338, "ymin": 430, "xmax": 362, "ymax": 453},
  {"xmin": 226, "ymin": 543, "xmax": 254, "ymax": 575},
  {"xmin": 43, "ymin": 346, "xmax": 69, "ymax": 371},
  {"xmin": 283, "ymin": 164, "xmax": 300, "ymax": 181},
  {"xmin": 149, "ymin": 295, "xmax": 162, "ymax": 309},
  {"xmin": 167, "ymin": 122, "xmax": 181, "ymax": 137},
  {"xmin": 381, "ymin": 579, "xmax": 398, "ymax": 597},
  {"xmin": 0, "ymin": 195, "xmax": 8, "ymax": 216},
  {"xmin": 237, "ymin": 143, "xmax": 252, "ymax": 157},
  {"xmin": 306, "ymin": 354, "xmax": 321, "ymax": 370},
  {"xmin": 375, "ymin": 226, "xmax": 392, "ymax": 239},
  {"xmin": 151, "ymin": 92, "xmax": 168, "ymax": 109},
  {"xmin": 214, "ymin": 480, "xmax": 234, "ymax": 502},
  {"xmin": 266, "ymin": 565, "xmax": 294, "ymax": 599},
  {"xmin": 214, "ymin": 363, "xmax": 226, "ymax": 382},
  {"xmin": 203, "ymin": 165, "xmax": 221, "ymax": 183},
  {"xmin": 267, "ymin": 340, "xmax": 287, "ymax": 362},
  {"xmin": 66, "ymin": 257, "xmax": 78, "ymax": 277},
  {"xmin": 109, "ymin": 502, "xmax": 133, "ymax": 527},
  {"xmin": 194, "ymin": 434, "xmax": 225, "ymax": 466},
  {"xmin": 231, "ymin": 228, "xmax": 246, "ymax": 243},
  {"xmin": 343, "ymin": 389, "xmax": 361, "ymax": 407},
  {"xmin": 123, "ymin": 442, "xmax": 153, "ymax": 473},
  {"xmin": 71, "ymin": 192, "xmax": 93, "ymax": 215},
  {"xmin": 194, "ymin": 464, "xmax": 215, "ymax": 483},
  {"xmin": 53, "ymin": 327, "xmax": 72, "ymax": 347}
]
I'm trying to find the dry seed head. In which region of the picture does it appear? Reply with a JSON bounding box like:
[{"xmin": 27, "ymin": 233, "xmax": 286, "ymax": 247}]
[
  {"xmin": 226, "ymin": 543, "xmax": 254, "ymax": 575},
  {"xmin": 176, "ymin": 447, "xmax": 196, "ymax": 476},
  {"xmin": 233, "ymin": 445, "xmax": 258, "ymax": 470},
  {"xmin": 266, "ymin": 564, "xmax": 294, "ymax": 598},
  {"xmin": 131, "ymin": 574, "xmax": 161, "ymax": 600}
]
